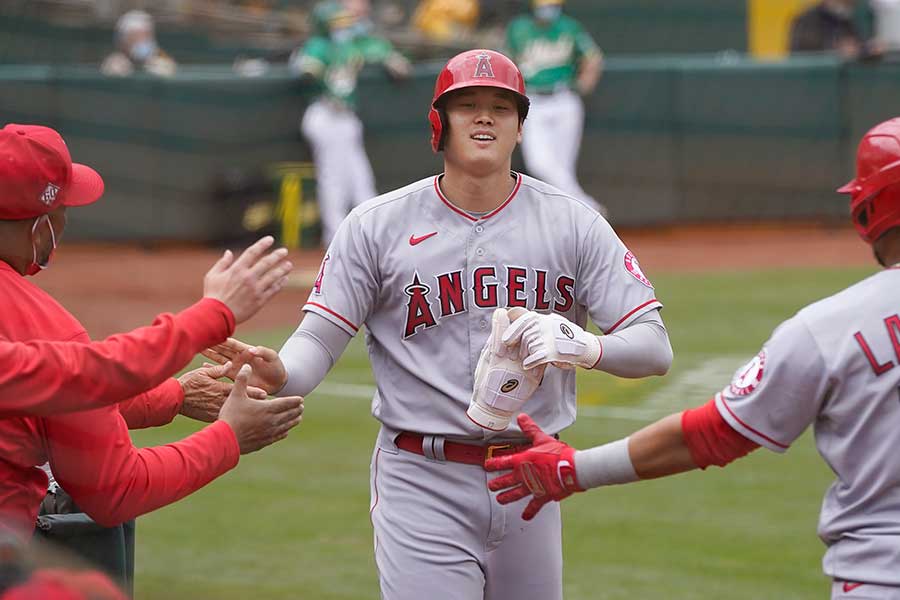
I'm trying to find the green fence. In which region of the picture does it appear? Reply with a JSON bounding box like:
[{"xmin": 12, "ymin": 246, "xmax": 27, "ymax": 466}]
[{"xmin": 0, "ymin": 55, "xmax": 894, "ymax": 240}]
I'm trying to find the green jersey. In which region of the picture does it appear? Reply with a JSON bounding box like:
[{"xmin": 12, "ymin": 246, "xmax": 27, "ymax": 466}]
[
  {"xmin": 295, "ymin": 34, "xmax": 395, "ymax": 108},
  {"xmin": 506, "ymin": 14, "xmax": 599, "ymax": 92}
]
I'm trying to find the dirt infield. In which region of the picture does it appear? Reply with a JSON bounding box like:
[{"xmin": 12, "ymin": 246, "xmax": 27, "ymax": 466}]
[{"xmin": 36, "ymin": 222, "xmax": 872, "ymax": 339}]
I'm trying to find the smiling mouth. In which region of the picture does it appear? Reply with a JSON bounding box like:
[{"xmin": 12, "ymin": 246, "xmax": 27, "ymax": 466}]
[{"xmin": 471, "ymin": 133, "xmax": 496, "ymax": 142}]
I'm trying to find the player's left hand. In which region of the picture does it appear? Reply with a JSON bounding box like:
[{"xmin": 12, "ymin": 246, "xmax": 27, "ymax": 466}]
[
  {"xmin": 501, "ymin": 310, "xmax": 601, "ymax": 370},
  {"xmin": 178, "ymin": 362, "xmax": 268, "ymax": 422},
  {"xmin": 202, "ymin": 338, "xmax": 288, "ymax": 395},
  {"xmin": 485, "ymin": 413, "xmax": 584, "ymax": 520}
]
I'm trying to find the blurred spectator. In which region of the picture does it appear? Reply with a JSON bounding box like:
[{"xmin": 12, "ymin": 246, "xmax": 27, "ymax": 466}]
[
  {"xmin": 101, "ymin": 10, "xmax": 177, "ymax": 77},
  {"xmin": 291, "ymin": 1, "xmax": 410, "ymax": 245},
  {"xmin": 506, "ymin": 0, "xmax": 605, "ymax": 214},
  {"xmin": 790, "ymin": 0, "xmax": 883, "ymax": 58},
  {"xmin": 412, "ymin": 0, "xmax": 480, "ymax": 42},
  {"xmin": 871, "ymin": 0, "xmax": 900, "ymax": 51}
]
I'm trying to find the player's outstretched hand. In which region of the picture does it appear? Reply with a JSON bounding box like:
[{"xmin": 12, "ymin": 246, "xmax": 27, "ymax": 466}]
[
  {"xmin": 485, "ymin": 413, "xmax": 583, "ymax": 521},
  {"xmin": 203, "ymin": 236, "xmax": 294, "ymax": 324},
  {"xmin": 202, "ymin": 338, "xmax": 287, "ymax": 395},
  {"xmin": 177, "ymin": 361, "xmax": 268, "ymax": 422},
  {"xmin": 501, "ymin": 310, "xmax": 601, "ymax": 370},
  {"xmin": 218, "ymin": 365, "xmax": 303, "ymax": 455}
]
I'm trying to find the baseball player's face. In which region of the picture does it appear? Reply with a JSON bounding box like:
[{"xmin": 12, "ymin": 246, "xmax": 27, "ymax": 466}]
[{"xmin": 442, "ymin": 88, "xmax": 522, "ymax": 175}]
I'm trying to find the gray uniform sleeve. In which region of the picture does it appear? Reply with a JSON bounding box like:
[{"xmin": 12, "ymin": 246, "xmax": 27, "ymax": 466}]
[
  {"xmin": 278, "ymin": 312, "xmax": 353, "ymax": 397},
  {"xmin": 593, "ymin": 309, "xmax": 672, "ymax": 378},
  {"xmin": 714, "ymin": 316, "xmax": 830, "ymax": 453},
  {"xmin": 577, "ymin": 216, "xmax": 662, "ymax": 334},
  {"xmin": 302, "ymin": 210, "xmax": 379, "ymax": 336}
]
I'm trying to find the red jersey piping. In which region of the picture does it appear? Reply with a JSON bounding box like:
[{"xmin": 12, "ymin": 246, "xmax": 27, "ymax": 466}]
[
  {"xmin": 717, "ymin": 394, "xmax": 789, "ymax": 450},
  {"xmin": 304, "ymin": 302, "xmax": 359, "ymax": 332},
  {"xmin": 433, "ymin": 172, "xmax": 522, "ymax": 222},
  {"xmin": 606, "ymin": 299, "xmax": 660, "ymax": 334}
]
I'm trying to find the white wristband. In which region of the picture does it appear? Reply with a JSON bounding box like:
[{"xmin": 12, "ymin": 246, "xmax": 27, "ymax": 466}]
[{"xmin": 573, "ymin": 438, "xmax": 639, "ymax": 489}]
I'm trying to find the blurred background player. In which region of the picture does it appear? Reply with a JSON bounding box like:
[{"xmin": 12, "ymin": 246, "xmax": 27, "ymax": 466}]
[
  {"xmin": 789, "ymin": 0, "xmax": 885, "ymax": 59},
  {"xmin": 505, "ymin": 0, "xmax": 604, "ymax": 214},
  {"xmin": 412, "ymin": 0, "xmax": 480, "ymax": 43},
  {"xmin": 487, "ymin": 118, "xmax": 900, "ymax": 600},
  {"xmin": 292, "ymin": 1, "xmax": 411, "ymax": 246},
  {"xmin": 100, "ymin": 10, "xmax": 177, "ymax": 77}
]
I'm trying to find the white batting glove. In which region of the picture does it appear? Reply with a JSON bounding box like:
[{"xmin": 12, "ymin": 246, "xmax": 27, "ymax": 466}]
[
  {"xmin": 468, "ymin": 308, "xmax": 546, "ymax": 431},
  {"xmin": 501, "ymin": 311, "xmax": 601, "ymax": 371}
]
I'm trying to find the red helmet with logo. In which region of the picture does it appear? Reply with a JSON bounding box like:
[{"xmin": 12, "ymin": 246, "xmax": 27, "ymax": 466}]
[
  {"xmin": 428, "ymin": 49, "xmax": 530, "ymax": 153},
  {"xmin": 838, "ymin": 117, "xmax": 900, "ymax": 243}
]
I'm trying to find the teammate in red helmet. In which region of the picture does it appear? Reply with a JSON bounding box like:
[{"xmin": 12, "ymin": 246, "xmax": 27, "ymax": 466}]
[
  {"xmin": 487, "ymin": 117, "xmax": 900, "ymax": 599},
  {"xmin": 204, "ymin": 49, "xmax": 672, "ymax": 600}
]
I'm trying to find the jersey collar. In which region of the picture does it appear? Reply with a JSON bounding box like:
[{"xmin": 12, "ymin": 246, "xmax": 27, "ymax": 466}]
[{"xmin": 433, "ymin": 172, "xmax": 522, "ymax": 222}]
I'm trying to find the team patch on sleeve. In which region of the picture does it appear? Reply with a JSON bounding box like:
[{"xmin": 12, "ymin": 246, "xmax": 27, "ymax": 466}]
[
  {"xmin": 623, "ymin": 251, "xmax": 653, "ymax": 288},
  {"xmin": 728, "ymin": 350, "xmax": 766, "ymax": 396},
  {"xmin": 313, "ymin": 254, "xmax": 330, "ymax": 296}
]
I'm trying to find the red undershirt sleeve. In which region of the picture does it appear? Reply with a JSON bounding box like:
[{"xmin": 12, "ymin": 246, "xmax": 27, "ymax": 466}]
[
  {"xmin": 0, "ymin": 299, "xmax": 233, "ymax": 419},
  {"xmin": 117, "ymin": 299, "xmax": 235, "ymax": 429},
  {"xmin": 682, "ymin": 398, "xmax": 760, "ymax": 469},
  {"xmin": 46, "ymin": 408, "xmax": 240, "ymax": 527}
]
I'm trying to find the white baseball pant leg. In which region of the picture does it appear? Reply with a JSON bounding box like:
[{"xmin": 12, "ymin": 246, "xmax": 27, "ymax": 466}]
[
  {"xmin": 301, "ymin": 99, "xmax": 376, "ymax": 245},
  {"xmin": 369, "ymin": 427, "xmax": 563, "ymax": 600},
  {"xmin": 521, "ymin": 89, "xmax": 604, "ymax": 213}
]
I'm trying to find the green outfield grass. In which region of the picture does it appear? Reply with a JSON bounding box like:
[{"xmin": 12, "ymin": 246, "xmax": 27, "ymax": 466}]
[{"xmin": 130, "ymin": 265, "xmax": 876, "ymax": 599}]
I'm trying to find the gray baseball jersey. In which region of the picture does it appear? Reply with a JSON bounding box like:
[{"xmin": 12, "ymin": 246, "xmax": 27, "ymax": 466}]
[
  {"xmin": 715, "ymin": 268, "xmax": 900, "ymax": 586},
  {"xmin": 304, "ymin": 172, "xmax": 661, "ymax": 439}
]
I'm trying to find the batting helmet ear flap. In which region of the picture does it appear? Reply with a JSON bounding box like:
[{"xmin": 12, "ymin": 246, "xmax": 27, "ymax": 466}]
[{"xmin": 429, "ymin": 104, "xmax": 446, "ymax": 153}]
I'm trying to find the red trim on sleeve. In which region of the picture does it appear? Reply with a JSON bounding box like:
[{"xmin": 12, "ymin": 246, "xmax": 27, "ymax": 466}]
[
  {"xmin": 305, "ymin": 302, "xmax": 360, "ymax": 332},
  {"xmin": 682, "ymin": 399, "xmax": 760, "ymax": 468},
  {"xmin": 717, "ymin": 394, "xmax": 789, "ymax": 450},
  {"xmin": 606, "ymin": 299, "xmax": 660, "ymax": 334}
]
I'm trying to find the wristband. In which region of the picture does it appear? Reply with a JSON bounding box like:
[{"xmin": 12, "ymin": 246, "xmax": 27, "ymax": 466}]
[{"xmin": 573, "ymin": 437, "xmax": 639, "ymax": 489}]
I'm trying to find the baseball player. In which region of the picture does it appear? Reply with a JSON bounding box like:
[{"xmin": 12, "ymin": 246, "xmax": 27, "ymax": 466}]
[
  {"xmin": 291, "ymin": 2, "xmax": 410, "ymax": 245},
  {"xmin": 506, "ymin": 0, "xmax": 605, "ymax": 214},
  {"xmin": 486, "ymin": 117, "xmax": 900, "ymax": 599},
  {"xmin": 204, "ymin": 49, "xmax": 672, "ymax": 599}
]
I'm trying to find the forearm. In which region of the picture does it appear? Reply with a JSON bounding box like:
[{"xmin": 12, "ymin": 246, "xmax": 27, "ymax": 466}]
[
  {"xmin": 0, "ymin": 299, "xmax": 232, "ymax": 418},
  {"xmin": 277, "ymin": 312, "xmax": 352, "ymax": 397},
  {"xmin": 118, "ymin": 378, "xmax": 184, "ymax": 429},
  {"xmin": 56, "ymin": 420, "xmax": 239, "ymax": 527},
  {"xmin": 574, "ymin": 401, "xmax": 761, "ymax": 489},
  {"xmin": 573, "ymin": 413, "xmax": 696, "ymax": 489},
  {"xmin": 593, "ymin": 311, "xmax": 672, "ymax": 378}
]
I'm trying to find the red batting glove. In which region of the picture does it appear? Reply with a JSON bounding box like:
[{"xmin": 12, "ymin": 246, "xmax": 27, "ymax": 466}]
[{"xmin": 485, "ymin": 413, "xmax": 583, "ymax": 520}]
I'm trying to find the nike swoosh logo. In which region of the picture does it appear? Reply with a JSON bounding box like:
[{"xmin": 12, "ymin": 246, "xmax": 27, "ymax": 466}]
[
  {"xmin": 843, "ymin": 582, "xmax": 864, "ymax": 593},
  {"xmin": 409, "ymin": 232, "xmax": 438, "ymax": 246}
]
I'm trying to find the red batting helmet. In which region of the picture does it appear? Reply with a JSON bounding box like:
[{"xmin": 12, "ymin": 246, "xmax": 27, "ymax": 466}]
[
  {"xmin": 838, "ymin": 117, "xmax": 900, "ymax": 243},
  {"xmin": 428, "ymin": 49, "xmax": 530, "ymax": 153}
]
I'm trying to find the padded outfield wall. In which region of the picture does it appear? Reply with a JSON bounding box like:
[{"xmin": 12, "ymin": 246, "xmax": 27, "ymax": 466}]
[{"xmin": 0, "ymin": 56, "xmax": 897, "ymax": 241}]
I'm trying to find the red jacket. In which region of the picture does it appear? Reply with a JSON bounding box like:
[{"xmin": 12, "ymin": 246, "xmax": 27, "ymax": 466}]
[
  {"xmin": 0, "ymin": 298, "xmax": 235, "ymax": 418},
  {"xmin": 0, "ymin": 261, "xmax": 240, "ymax": 536}
]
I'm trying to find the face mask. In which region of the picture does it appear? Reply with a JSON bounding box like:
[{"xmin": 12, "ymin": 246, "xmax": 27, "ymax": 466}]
[
  {"xmin": 129, "ymin": 40, "xmax": 158, "ymax": 62},
  {"xmin": 534, "ymin": 5, "xmax": 562, "ymax": 21},
  {"xmin": 351, "ymin": 20, "xmax": 372, "ymax": 37},
  {"xmin": 25, "ymin": 214, "xmax": 57, "ymax": 276},
  {"xmin": 330, "ymin": 28, "xmax": 355, "ymax": 44}
]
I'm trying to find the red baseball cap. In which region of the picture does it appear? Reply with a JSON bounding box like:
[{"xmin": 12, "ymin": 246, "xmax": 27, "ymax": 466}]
[{"xmin": 0, "ymin": 124, "xmax": 104, "ymax": 220}]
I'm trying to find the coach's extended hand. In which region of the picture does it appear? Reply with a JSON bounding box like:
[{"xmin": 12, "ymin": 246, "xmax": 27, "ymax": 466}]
[
  {"xmin": 218, "ymin": 365, "xmax": 303, "ymax": 454},
  {"xmin": 485, "ymin": 414, "xmax": 584, "ymax": 520},
  {"xmin": 202, "ymin": 338, "xmax": 287, "ymax": 395}
]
